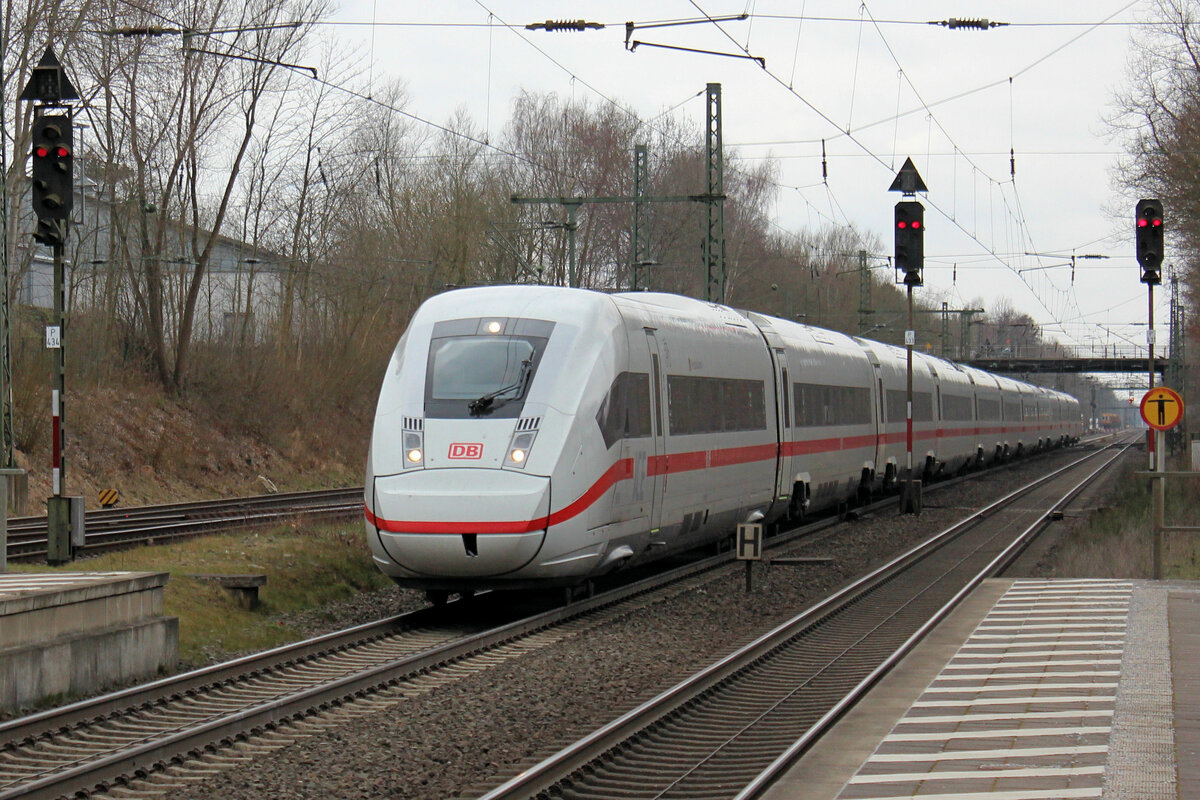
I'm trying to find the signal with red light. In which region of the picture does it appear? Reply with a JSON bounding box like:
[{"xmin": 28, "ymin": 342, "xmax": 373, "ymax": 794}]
[
  {"xmin": 30, "ymin": 113, "xmax": 73, "ymax": 246},
  {"xmin": 894, "ymin": 200, "xmax": 924, "ymax": 285},
  {"xmin": 1135, "ymin": 198, "xmax": 1163, "ymax": 285}
]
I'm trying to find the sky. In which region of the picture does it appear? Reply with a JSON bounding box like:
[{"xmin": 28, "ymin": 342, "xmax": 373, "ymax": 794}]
[{"xmin": 323, "ymin": 1, "xmax": 1163, "ymax": 363}]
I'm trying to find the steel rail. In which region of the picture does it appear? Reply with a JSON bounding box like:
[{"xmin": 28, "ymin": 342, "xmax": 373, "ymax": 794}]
[
  {"xmin": 8, "ymin": 435, "xmax": 1113, "ymax": 561},
  {"xmin": 0, "ymin": 438, "xmax": 1115, "ymax": 799},
  {"xmin": 476, "ymin": 439, "xmax": 1132, "ymax": 800},
  {"xmin": 0, "ymin": 507, "xmax": 836, "ymax": 800},
  {"xmin": 5, "ymin": 487, "xmax": 363, "ymax": 560},
  {"xmin": 734, "ymin": 438, "xmax": 1131, "ymax": 800}
]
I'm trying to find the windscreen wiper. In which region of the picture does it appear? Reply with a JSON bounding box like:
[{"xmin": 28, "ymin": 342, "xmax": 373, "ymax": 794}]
[{"xmin": 468, "ymin": 359, "xmax": 532, "ymax": 416}]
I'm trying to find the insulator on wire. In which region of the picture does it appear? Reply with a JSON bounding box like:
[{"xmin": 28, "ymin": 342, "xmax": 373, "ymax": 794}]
[
  {"xmin": 930, "ymin": 18, "xmax": 1008, "ymax": 30},
  {"xmin": 526, "ymin": 19, "xmax": 604, "ymax": 32}
]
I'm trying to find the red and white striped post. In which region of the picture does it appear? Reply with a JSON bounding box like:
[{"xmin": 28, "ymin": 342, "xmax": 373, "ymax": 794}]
[
  {"xmin": 45, "ymin": 242, "xmax": 71, "ymax": 564},
  {"xmin": 51, "ymin": 388, "xmax": 61, "ymax": 495}
]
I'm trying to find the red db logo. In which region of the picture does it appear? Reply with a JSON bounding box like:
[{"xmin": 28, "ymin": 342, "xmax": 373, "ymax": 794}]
[{"xmin": 448, "ymin": 443, "xmax": 483, "ymax": 459}]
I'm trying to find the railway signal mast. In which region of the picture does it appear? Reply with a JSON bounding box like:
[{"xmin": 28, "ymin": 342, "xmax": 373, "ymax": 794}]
[
  {"xmin": 890, "ymin": 158, "xmax": 928, "ymax": 515},
  {"xmin": 1136, "ymin": 199, "xmax": 1165, "ymax": 471},
  {"xmin": 21, "ymin": 46, "xmax": 80, "ymax": 564},
  {"xmin": 1135, "ymin": 198, "xmax": 1174, "ymax": 579}
]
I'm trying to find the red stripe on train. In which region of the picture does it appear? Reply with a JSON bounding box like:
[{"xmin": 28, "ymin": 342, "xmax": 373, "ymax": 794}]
[{"xmin": 366, "ymin": 424, "xmax": 1070, "ymax": 534}]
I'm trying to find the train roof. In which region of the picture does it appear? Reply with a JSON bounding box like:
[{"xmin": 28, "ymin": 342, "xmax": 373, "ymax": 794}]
[{"xmin": 423, "ymin": 286, "xmax": 1079, "ymax": 407}]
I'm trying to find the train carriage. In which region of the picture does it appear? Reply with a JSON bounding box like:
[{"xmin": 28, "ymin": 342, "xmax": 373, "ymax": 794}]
[
  {"xmin": 364, "ymin": 286, "xmax": 1083, "ymax": 598},
  {"xmin": 929, "ymin": 359, "xmax": 980, "ymax": 475},
  {"xmin": 748, "ymin": 312, "xmax": 880, "ymax": 517}
]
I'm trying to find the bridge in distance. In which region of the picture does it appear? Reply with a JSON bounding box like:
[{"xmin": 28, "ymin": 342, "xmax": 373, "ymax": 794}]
[{"xmin": 959, "ymin": 356, "xmax": 1168, "ymax": 375}]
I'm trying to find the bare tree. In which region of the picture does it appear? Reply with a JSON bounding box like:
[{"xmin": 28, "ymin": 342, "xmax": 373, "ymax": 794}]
[
  {"xmin": 3, "ymin": 0, "xmax": 100, "ymax": 298},
  {"xmin": 1108, "ymin": 1, "xmax": 1200, "ymax": 304},
  {"xmin": 73, "ymin": 0, "xmax": 330, "ymax": 393}
]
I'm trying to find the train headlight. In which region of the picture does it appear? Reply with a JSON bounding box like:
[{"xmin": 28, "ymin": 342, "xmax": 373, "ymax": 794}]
[
  {"xmin": 403, "ymin": 431, "xmax": 424, "ymax": 468},
  {"xmin": 504, "ymin": 432, "xmax": 536, "ymax": 468}
]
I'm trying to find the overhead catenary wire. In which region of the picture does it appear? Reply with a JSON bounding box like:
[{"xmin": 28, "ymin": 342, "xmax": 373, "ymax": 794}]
[
  {"xmin": 99, "ymin": 0, "xmax": 1143, "ymax": 349},
  {"xmin": 682, "ymin": 0, "xmax": 1134, "ymax": 346}
]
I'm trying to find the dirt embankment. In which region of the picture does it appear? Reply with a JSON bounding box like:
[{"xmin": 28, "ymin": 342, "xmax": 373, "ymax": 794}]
[{"xmin": 12, "ymin": 381, "xmax": 365, "ymax": 513}]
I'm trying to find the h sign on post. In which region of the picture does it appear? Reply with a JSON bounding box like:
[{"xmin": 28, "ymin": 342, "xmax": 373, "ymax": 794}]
[{"xmin": 736, "ymin": 523, "xmax": 763, "ymax": 560}]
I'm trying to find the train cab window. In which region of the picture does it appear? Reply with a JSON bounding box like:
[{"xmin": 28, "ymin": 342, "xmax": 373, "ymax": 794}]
[
  {"xmin": 596, "ymin": 372, "xmax": 652, "ymax": 449},
  {"xmin": 423, "ymin": 318, "xmax": 554, "ymax": 419}
]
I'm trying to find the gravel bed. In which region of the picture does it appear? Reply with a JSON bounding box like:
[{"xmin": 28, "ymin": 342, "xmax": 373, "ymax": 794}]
[
  {"xmin": 270, "ymin": 584, "xmax": 429, "ymax": 638},
  {"xmin": 164, "ymin": 451, "xmax": 1101, "ymax": 800}
]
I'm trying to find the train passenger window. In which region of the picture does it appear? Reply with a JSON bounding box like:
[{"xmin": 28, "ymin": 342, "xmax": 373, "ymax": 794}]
[
  {"xmin": 914, "ymin": 392, "xmax": 933, "ymax": 421},
  {"xmin": 978, "ymin": 398, "xmax": 1000, "ymax": 420},
  {"xmin": 596, "ymin": 372, "xmax": 652, "ymax": 449},
  {"xmin": 885, "ymin": 389, "xmax": 933, "ymax": 423},
  {"xmin": 942, "ymin": 394, "xmax": 973, "ymax": 421},
  {"xmin": 793, "ymin": 383, "xmax": 871, "ymax": 427},
  {"xmin": 667, "ymin": 375, "xmax": 766, "ymax": 435}
]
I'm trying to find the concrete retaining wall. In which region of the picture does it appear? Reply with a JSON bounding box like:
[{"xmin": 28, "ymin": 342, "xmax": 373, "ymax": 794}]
[{"xmin": 0, "ymin": 572, "xmax": 179, "ymax": 712}]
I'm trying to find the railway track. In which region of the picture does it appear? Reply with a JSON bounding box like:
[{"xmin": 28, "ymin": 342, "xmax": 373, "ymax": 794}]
[
  {"xmin": 477, "ymin": 436, "xmax": 1135, "ymax": 800},
  {"xmin": 7, "ymin": 434, "xmax": 1119, "ymax": 565},
  {"xmin": 1, "ymin": 507, "xmax": 840, "ymax": 800},
  {"xmin": 4, "ymin": 487, "xmax": 363, "ymax": 561},
  {"xmin": 0, "ymin": 437, "xmax": 1127, "ymax": 799}
]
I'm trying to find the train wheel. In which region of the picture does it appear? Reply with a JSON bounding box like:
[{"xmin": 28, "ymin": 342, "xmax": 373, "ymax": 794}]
[
  {"xmin": 882, "ymin": 465, "xmax": 896, "ymax": 493},
  {"xmin": 561, "ymin": 581, "xmax": 595, "ymax": 605},
  {"xmin": 923, "ymin": 456, "xmax": 938, "ymax": 482},
  {"xmin": 856, "ymin": 469, "xmax": 873, "ymax": 505},
  {"xmin": 787, "ymin": 494, "xmax": 805, "ymax": 522}
]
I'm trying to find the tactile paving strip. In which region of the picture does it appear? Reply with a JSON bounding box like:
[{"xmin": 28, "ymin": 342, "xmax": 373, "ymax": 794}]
[{"xmin": 835, "ymin": 579, "xmax": 1142, "ymax": 800}]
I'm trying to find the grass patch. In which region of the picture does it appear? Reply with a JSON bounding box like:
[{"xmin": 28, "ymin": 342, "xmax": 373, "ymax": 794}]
[
  {"xmin": 1054, "ymin": 459, "xmax": 1200, "ymax": 579},
  {"xmin": 9, "ymin": 521, "xmax": 394, "ymax": 665}
]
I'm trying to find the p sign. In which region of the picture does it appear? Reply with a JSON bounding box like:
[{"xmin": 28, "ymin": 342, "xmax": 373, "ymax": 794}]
[{"xmin": 448, "ymin": 442, "xmax": 484, "ymax": 459}]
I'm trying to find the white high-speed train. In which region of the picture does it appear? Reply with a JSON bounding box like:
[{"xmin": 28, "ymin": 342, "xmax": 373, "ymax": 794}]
[{"xmin": 364, "ymin": 286, "xmax": 1082, "ymax": 599}]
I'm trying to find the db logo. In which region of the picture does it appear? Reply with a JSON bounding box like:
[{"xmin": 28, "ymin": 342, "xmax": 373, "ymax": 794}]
[{"xmin": 448, "ymin": 443, "xmax": 484, "ymax": 459}]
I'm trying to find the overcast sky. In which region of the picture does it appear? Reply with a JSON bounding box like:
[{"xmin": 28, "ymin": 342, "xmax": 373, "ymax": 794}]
[{"xmin": 325, "ymin": 1, "xmax": 1159, "ymax": 359}]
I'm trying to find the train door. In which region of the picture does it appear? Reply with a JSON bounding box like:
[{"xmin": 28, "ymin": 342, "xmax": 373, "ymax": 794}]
[
  {"xmin": 935, "ymin": 385, "xmax": 943, "ymax": 450},
  {"xmin": 772, "ymin": 348, "xmax": 794, "ymax": 509},
  {"xmin": 870, "ymin": 361, "xmax": 885, "ymax": 476},
  {"xmin": 644, "ymin": 329, "xmax": 666, "ymax": 537}
]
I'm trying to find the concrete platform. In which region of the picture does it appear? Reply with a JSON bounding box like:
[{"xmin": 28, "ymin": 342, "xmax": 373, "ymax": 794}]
[
  {"xmin": 0, "ymin": 572, "xmax": 179, "ymax": 712},
  {"xmin": 762, "ymin": 578, "xmax": 1195, "ymax": 800}
]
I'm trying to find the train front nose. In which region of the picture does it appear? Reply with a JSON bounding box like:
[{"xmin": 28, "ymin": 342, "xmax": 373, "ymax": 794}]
[{"xmin": 368, "ymin": 469, "xmax": 550, "ymax": 577}]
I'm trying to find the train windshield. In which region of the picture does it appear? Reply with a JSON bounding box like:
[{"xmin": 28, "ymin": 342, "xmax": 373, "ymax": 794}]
[{"xmin": 425, "ymin": 334, "xmax": 549, "ymax": 418}]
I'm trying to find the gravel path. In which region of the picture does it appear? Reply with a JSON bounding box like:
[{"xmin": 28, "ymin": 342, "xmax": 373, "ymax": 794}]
[{"xmin": 165, "ymin": 451, "xmax": 1111, "ymax": 800}]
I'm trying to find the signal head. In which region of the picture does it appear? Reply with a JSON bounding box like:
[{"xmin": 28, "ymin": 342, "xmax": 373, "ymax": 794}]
[
  {"xmin": 29, "ymin": 113, "xmax": 74, "ymax": 240},
  {"xmin": 1135, "ymin": 198, "xmax": 1164, "ymax": 283},
  {"xmin": 894, "ymin": 200, "xmax": 925, "ymax": 286}
]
